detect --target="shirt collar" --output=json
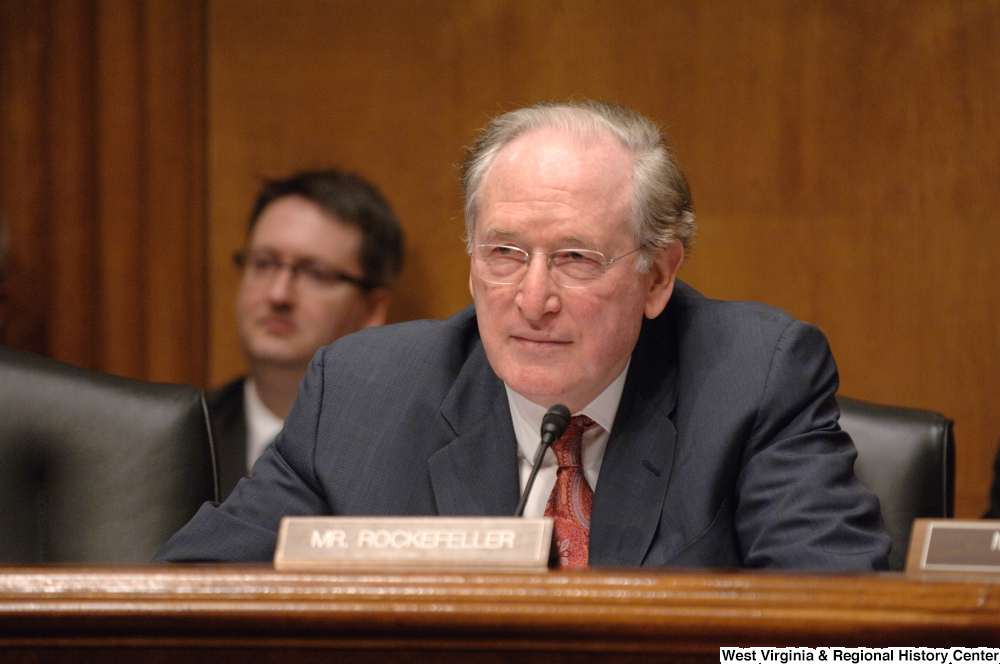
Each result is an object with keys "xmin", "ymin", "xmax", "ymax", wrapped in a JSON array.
[
  {"xmin": 505, "ymin": 358, "xmax": 629, "ymax": 459},
  {"xmin": 243, "ymin": 378, "xmax": 285, "ymax": 473}
]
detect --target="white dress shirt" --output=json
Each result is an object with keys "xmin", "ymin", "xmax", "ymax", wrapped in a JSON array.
[
  {"xmin": 506, "ymin": 360, "xmax": 630, "ymax": 518},
  {"xmin": 243, "ymin": 379, "xmax": 284, "ymax": 475}
]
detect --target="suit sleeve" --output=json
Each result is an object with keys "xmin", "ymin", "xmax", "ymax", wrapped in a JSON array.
[
  {"xmin": 154, "ymin": 352, "xmax": 332, "ymax": 562},
  {"xmin": 734, "ymin": 320, "xmax": 891, "ymax": 570}
]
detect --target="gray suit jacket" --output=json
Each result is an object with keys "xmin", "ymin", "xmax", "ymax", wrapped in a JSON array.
[{"xmin": 156, "ymin": 281, "xmax": 890, "ymax": 569}]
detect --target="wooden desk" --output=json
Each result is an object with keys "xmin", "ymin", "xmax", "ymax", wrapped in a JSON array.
[{"xmin": 2, "ymin": 566, "xmax": 1000, "ymax": 662}]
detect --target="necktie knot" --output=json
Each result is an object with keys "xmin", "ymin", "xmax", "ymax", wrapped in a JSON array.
[{"xmin": 550, "ymin": 415, "xmax": 598, "ymax": 468}]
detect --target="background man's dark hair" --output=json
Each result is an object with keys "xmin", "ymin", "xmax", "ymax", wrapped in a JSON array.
[{"xmin": 249, "ymin": 170, "xmax": 404, "ymax": 289}]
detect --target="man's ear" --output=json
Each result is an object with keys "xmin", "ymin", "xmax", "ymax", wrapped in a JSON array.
[
  {"xmin": 644, "ymin": 240, "xmax": 684, "ymax": 319},
  {"xmin": 362, "ymin": 287, "xmax": 392, "ymax": 328}
]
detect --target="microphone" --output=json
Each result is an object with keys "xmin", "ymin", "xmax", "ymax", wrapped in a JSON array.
[{"xmin": 515, "ymin": 404, "xmax": 571, "ymax": 516}]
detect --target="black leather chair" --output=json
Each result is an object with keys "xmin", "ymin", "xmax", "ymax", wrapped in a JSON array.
[
  {"xmin": 838, "ymin": 396, "xmax": 955, "ymax": 571},
  {"xmin": 0, "ymin": 346, "xmax": 218, "ymax": 563}
]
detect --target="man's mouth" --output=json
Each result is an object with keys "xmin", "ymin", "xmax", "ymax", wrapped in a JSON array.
[
  {"xmin": 260, "ymin": 315, "xmax": 296, "ymax": 335},
  {"xmin": 511, "ymin": 335, "xmax": 569, "ymax": 349}
]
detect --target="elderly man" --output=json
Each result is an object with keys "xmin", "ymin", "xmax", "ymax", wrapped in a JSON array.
[
  {"xmin": 214, "ymin": 170, "xmax": 404, "ymax": 499},
  {"xmin": 158, "ymin": 101, "xmax": 889, "ymax": 569}
]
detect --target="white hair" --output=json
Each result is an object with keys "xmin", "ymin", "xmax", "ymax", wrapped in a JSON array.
[{"xmin": 462, "ymin": 100, "xmax": 696, "ymax": 271}]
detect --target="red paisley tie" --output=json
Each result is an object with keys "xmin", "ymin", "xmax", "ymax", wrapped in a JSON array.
[{"xmin": 544, "ymin": 415, "xmax": 599, "ymax": 568}]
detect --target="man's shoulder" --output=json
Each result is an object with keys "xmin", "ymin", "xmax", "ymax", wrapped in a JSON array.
[
  {"xmin": 209, "ymin": 376, "xmax": 246, "ymax": 412},
  {"xmin": 656, "ymin": 280, "xmax": 827, "ymax": 377},
  {"xmin": 669, "ymin": 280, "xmax": 797, "ymax": 332},
  {"xmin": 318, "ymin": 304, "xmax": 481, "ymax": 375},
  {"xmin": 292, "ymin": 303, "xmax": 496, "ymax": 434}
]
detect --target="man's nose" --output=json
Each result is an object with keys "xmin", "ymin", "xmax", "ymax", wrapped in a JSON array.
[
  {"xmin": 515, "ymin": 255, "xmax": 560, "ymax": 319},
  {"xmin": 266, "ymin": 264, "xmax": 297, "ymax": 303}
]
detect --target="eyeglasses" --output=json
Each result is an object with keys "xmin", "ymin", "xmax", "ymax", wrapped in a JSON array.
[
  {"xmin": 469, "ymin": 244, "xmax": 642, "ymax": 288},
  {"xmin": 234, "ymin": 250, "xmax": 374, "ymax": 291}
]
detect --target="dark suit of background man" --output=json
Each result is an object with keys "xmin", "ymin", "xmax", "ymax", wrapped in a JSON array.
[
  {"xmin": 159, "ymin": 101, "xmax": 890, "ymax": 569},
  {"xmin": 213, "ymin": 171, "xmax": 404, "ymax": 499}
]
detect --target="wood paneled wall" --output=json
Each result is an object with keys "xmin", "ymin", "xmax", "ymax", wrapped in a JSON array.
[
  {"xmin": 2, "ymin": 1, "xmax": 998, "ymax": 518},
  {"xmin": 0, "ymin": 0, "xmax": 206, "ymax": 384}
]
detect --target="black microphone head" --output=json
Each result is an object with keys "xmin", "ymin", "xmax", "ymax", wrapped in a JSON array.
[{"xmin": 540, "ymin": 404, "xmax": 571, "ymax": 445}]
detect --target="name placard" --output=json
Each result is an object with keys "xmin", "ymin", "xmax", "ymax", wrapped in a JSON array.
[
  {"xmin": 273, "ymin": 516, "xmax": 553, "ymax": 571},
  {"xmin": 906, "ymin": 518, "xmax": 1000, "ymax": 573}
]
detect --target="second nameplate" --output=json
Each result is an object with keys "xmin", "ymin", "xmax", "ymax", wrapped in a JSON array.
[
  {"xmin": 274, "ymin": 516, "xmax": 554, "ymax": 571},
  {"xmin": 906, "ymin": 518, "xmax": 1000, "ymax": 573}
]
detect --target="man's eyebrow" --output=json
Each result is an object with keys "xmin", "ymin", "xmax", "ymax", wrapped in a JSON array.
[
  {"xmin": 478, "ymin": 228, "xmax": 602, "ymax": 251},
  {"xmin": 480, "ymin": 227, "xmax": 518, "ymax": 242},
  {"xmin": 556, "ymin": 235, "xmax": 601, "ymax": 251},
  {"xmin": 248, "ymin": 246, "xmax": 335, "ymax": 264}
]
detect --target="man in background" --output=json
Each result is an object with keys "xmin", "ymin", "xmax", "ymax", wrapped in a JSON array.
[{"xmin": 214, "ymin": 170, "xmax": 404, "ymax": 499}]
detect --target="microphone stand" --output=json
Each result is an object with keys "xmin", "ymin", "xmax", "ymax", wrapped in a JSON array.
[{"xmin": 514, "ymin": 404, "xmax": 571, "ymax": 517}]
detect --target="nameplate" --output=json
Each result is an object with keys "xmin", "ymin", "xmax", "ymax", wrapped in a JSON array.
[
  {"xmin": 906, "ymin": 519, "xmax": 1000, "ymax": 573},
  {"xmin": 273, "ymin": 516, "xmax": 553, "ymax": 571}
]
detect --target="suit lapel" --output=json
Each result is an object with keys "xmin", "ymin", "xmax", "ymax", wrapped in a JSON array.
[
  {"xmin": 590, "ymin": 311, "xmax": 679, "ymax": 566},
  {"xmin": 429, "ymin": 330, "xmax": 521, "ymax": 517},
  {"xmin": 423, "ymin": 302, "xmax": 682, "ymax": 559}
]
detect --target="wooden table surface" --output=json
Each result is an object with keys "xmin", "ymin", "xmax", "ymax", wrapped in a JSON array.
[{"xmin": 2, "ymin": 565, "xmax": 1000, "ymax": 662}]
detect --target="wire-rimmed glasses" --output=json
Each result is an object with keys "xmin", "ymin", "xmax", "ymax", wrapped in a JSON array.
[
  {"xmin": 469, "ymin": 244, "xmax": 641, "ymax": 288},
  {"xmin": 234, "ymin": 250, "xmax": 374, "ymax": 291}
]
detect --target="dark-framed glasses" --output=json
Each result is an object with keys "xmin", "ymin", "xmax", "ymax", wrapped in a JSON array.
[
  {"xmin": 234, "ymin": 250, "xmax": 374, "ymax": 291},
  {"xmin": 469, "ymin": 244, "xmax": 641, "ymax": 288}
]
